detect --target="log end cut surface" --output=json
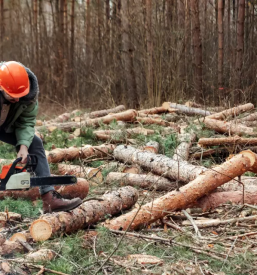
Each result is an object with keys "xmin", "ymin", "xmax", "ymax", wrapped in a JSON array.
[{"xmin": 30, "ymin": 220, "xmax": 53, "ymax": 241}]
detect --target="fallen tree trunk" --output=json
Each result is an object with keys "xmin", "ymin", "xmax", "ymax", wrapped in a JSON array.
[
  {"xmin": 173, "ymin": 133, "xmax": 196, "ymax": 161},
  {"xmin": 104, "ymin": 150, "xmax": 257, "ymax": 230},
  {"xmin": 198, "ymin": 136, "xmax": 257, "ymax": 147},
  {"xmin": 207, "ymin": 103, "xmax": 254, "ymax": 120},
  {"xmin": 85, "ymin": 109, "xmax": 137, "ymax": 127},
  {"xmin": 136, "ymin": 117, "xmax": 180, "ymax": 132},
  {"xmin": 203, "ymin": 118, "xmax": 254, "ymax": 136},
  {"xmin": 114, "ymin": 145, "xmax": 207, "ymax": 182},
  {"xmin": 236, "ymin": 112, "xmax": 257, "ymax": 123},
  {"xmin": 138, "ymin": 106, "xmax": 175, "ymax": 115},
  {"xmin": 0, "ymin": 178, "xmax": 89, "ymax": 200},
  {"xmin": 57, "ymin": 164, "xmax": 103, "ymax": 184},
  {"xmin": 46, "ymin": 144, "xmax": 115, "ymax": 163},
  {"xmin": 162, "ymin": 102, "xmax": 211, "ymax": 116},
  {"xmin": 89, "ymin": 105, "xmax": 126, "ymax": 118},
  {"xmin": 195, "ymin": 190, "xmax": 257, "ymax": 211},
  {"xmin": 143, "ymin": 141, "xmax": 160, "ymax": 154},
  {"xmin": 106, "ymin": 172, "xmax": 179, "ymax": 191},
  {"xmin": 29, "ymin": 186, "xmax": 138, "ymax": 241},
  {"xmin": 94, "ymin": 127, "xmax": 155, "ymax": 137}
]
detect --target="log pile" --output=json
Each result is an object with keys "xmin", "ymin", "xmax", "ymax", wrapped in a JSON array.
[{"xmin": 3, "ymin": 101, "xmax": 257, "ymax": 272}]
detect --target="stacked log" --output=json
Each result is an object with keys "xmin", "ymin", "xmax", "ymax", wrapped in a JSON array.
[
  {"xmin": 104, "ymin": 150, "xmax": 257, "ymax": 230},
  {"xmin": 89, "ymin": 105, "xmax": 126, "ymax": 118}
]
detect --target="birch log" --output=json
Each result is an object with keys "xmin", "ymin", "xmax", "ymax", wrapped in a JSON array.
[
  {"xmin": 0, "ymin": 178, "xmax": 89, "ymax": 200},
  {"xmin": 104, "ymin": 150, "xmax": 257, "ymax": 230},
  {"xmin": 162, "ymin": 102, "xmax": 211, "ymax": 116},
  {"xmin": 106, "ymin": 172, "xmax": 179, "ymax": 191},
  {"xmin": 143, "ymin": 141, "xmax": 160, "ymax": 153},
  {"xmin": 203, "ymin": 118, "xmax": 254, "ymax": 136},
  {"xmin": 89, "ymin": 105, "xmax": 126, "ymax": 118},
  {"xmin": 30, "ymin": 186, "xmax": 138, "ymax": 241},
  {"xmin": 173, "ymin": 133, "xmax": 196, "ymax": 161},
  {"xmin": 114, "ymin": 145, "xmax": 207, "ymax": 182},
  {"xmin": 198, "ymin": 136, "xmax": 257, "ymax": 147},
  {"xmin": 207, "ymin": 103, "xmax": 254, "ymax": 120}
]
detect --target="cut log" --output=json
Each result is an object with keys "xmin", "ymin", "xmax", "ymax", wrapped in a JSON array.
[
  {"xmin": 136, "ymin": 117, "xmax": 180, "ymax": 132},
  {"xmin": 203, "ymin": 117, "xmax": 254, "ymax": 136},
  {"xmin": 173, "ymin": 133, "xmax": 196, "ymax": 161},
  {"xmin": 138, "ymin": 106, "xmax": 175, "ymax": 115},
  {"xmin": 46, "ymin": 144, "xmax": 115, "ymax": 163},
  {"xmin": 207, "ymin": 103, "xmax": 254, "ymax": 120},
  {"xmin": 106, "ymin": 172, "xmax": 179, "ymax": 191},
  {"xmin": 0, "ymin": 234, "xmax": 5, "ymax": 246},
  {"xmin": 143, "ymin": 141, "xmax": 160, "ymax": 154},
  {"xmin": 26, "ymin": 249, "xmax": 55, "ymax": 262},
  {"xmin": 218, "ymin": 176, "xmax": 257, "ymax": 192},
  {"xmin": 114, "ymin": 145, "xmax": 207, "ymax": 182},
  {"xmin": 236, "ymin": 112, "xmax": 257, "ymax": 123},
  {"xmin": 195, "ymin": 190, "xmax": 257, "ymax": 211},
  {"xmin": 0, "ymin": 178, "xmax": 89, "ymax": 200},
  {"xmin": 191, "ymin": 148, "xmax": 226, "ymax": 159},
  {"xmin": 184, "ymin": 101, "xmax": 203, "ymax": 108},
  {"xmin": 198, "ymin": 136, "xmax": 257, "ymax": 147},
  {"xmin": 104, "ymin": 150, "xmax": 257, "ymax": 230},
  {"xmin": 0, "ymin": 240, "xmax": 23, "ymax": 255},
  {"xmin": 29, "ymin": 186, "xmax": 138, "ymax": 241},
  {"xmin": 85, "ymin": 109, "xmax": 137, "ymax": 127},
  {"xmin": 0, "ymin": 212, "xmax": 22, "ymax": 228},
  {"xmin": 162, "ymin": 102, "xmax": 211, "ymax": 116},
  {"xmin": 89, "ymin": 105, "xmax": 126, "ymax": 118},
  {"xmin": 94, "ymin": 127, "xmax": 155, "ymax": 137},
  {"xmin": 58, "ymin": 164, "xmax": 103, "ymax": 184}
]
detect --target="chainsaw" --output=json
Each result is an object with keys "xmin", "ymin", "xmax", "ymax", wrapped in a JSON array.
[{"xmin": 0, "ymin": 155, "xmax": 77, "ymax": 191}]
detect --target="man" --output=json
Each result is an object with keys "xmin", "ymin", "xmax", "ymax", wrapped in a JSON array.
[{"xmin": 0, "ymin": 61, "xmax": 82, "ymax": 213}]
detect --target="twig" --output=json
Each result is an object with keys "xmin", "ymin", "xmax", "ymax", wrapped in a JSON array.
[
  {"xmin": 182, "ymin": 210, "xmax": 202, "ymax": 238},
  {"xmin": 36, "ymin": 266, "xmax": 45, "ymax": 275},
  {"xmin": 220, "ymin": 237, "xmax": 238, "ymax": 271}
]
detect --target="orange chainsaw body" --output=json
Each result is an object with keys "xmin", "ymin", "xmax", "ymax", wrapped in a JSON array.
[{"xmin": 0, "ymin": 164, "xmax": 25, "ymax": 179}]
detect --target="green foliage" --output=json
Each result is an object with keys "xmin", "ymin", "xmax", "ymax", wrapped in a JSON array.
[
  {"xmin": 0, "ymin": 141, "xmax": 16, "ymax": 159},
  {"xmin": 88, "ymin": 160, "xmax": 105, "ymax": 168},
  {"xmin": 0, "ymin": 198, "xmax": 42, "ymax": 218}
]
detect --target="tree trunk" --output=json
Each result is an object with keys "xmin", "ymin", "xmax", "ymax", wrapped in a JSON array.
[
  {"xmin": 0, "ymin": 178, "xmax": 89, "ymax": 200},
  {"xmin": 173, "ymin": 133, "xmax": 196, "ymax": 161},
  {"xmin": 190, "ymin": 0, "xmax": 203, "ymax": 98},
  {"xmin": 236, "ymin": 112, "xmax": 257, "ymax": 123},
  {"xmin": 106, "ymin": 172, "xmax": 178, "ymax": 191},
  {"xmin": 104, "ymin": 150, "xmax": 257, "ymax": 230},
  {"xmin": 198, "ymin": 136, "xmax": 257, "ymax": 147},
  {"xmin": 0, "ymin": 0, "xmax": 4, "ymax": 59},
  {"xmin": 114, "ymin": 145, "xmax": 207, "ymax": 182},
  {"xmin": 29, "ymin": 186, "xmax": 138, "ymax": 241},
  {"xmin": 162, "ymin": 102, "xmax": 211, "ymax": 116},
  {"xmin": 121, "ymin": 0, "xmax": 138, "ymax": 108},
  {"xmin": 136, "ymin": 117, "xmax": 180, "ymax": 131},
  {"xmin": 57, "ymin": 164, "xmax": 103, "ymax": 184},
  {"xmin": 218, "ymin": 0, "xmax": 224, "ymax": 89},
  {"xmin": 46, "ymin": 144, "xmax": 116, "ymax": 163},
  {"xmin": 235, "ymin": 0, "xmax": 245, "ymax": 90},
  {"xmin": 89, "ymin": 105, "xmax": 125, "ymax": 118},
  {"xmin": 203, "ymin": 117, "xmax": 254, "ymax": 136},
  {"xmin": 207, "ymin": 103, "xmax": 254, "ymax": 120}
]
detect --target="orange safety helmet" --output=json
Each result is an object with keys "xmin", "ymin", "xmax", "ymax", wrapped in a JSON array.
[{"xmin": 0, "ymin": 61, "xmax": 30, "ymax": 98}]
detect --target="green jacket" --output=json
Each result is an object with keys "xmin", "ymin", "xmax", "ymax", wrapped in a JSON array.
[{"xmin": 1, "ymin": 63, "xmax": 39, "ymax": 148}]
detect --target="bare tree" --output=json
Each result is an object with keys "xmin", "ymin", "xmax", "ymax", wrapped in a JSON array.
[{"xmin": 218, "ymin": 0, "xmax": 224, "ymax": 90}]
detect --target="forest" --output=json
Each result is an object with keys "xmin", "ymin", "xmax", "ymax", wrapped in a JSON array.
[{"xmin": 1, "ymin": 1, "xmax": 257, "ymax": 275}]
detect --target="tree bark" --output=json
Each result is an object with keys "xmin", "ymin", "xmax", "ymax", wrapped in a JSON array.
[
  {"xmin": 162, "ymin": 102, "xmax": 211, "ymax": 116},
  {"xmin": 236, "ymin": 112, "xmax": 257, "ymax": 123},
  {"xmin": 0, "ymin": 178, "xmax": 89, "ymax": 200},
  {"xmin": 30, "ymin": 186, "xmax": 138, "ymax": 241},
  {"xmin": 218, "ymin": 0, "xmax": 224, "ymax": 89},
  {"xmin": 106, "ymin": 172, "xmax": 178, "ymax": 191},
  {"xmin": 198, "ymin": 136, "xmax": 257, "ymax": 147},
  {"xmin": 104, "ymin": 150, "xmax": 257, "ymax": 230},
  {"xmin": 203, "ymin": 117, "xmax": 254, "ymax": 136},
  {"xmin": 173, "ymin": 133, "xmax": 196, "ymax": 161},
  {"xmin": 57, "ymin": 164, "xmax": 103, "ymax": 184},
  {"xmin": 190, "ymin": 0, "xmax": 203, "ymax": 97},
  {"xmin": 121, "ymin": 0, "xmax": 138, "ymax": 108},
  {"xmin": 94, "ymin": 127, "xmax": 155, "ymax": 137},
  {"xmin": 235, "ymin": 0, "xmax": 245, "ymax": 89},
  {"xmin": 89, "ymin": 105, "xmax": 125, "ymax": 118},
  {"xmin": 45, "ymin": 144, "xmax": 116, "ymax": 163},
  {"xmin": 0, "ymin": 240, "xmax": 23, "ymax": 256},
  {"xmin": 138, "ymin": 106, "xmax": 173, "ymax": 115},
  {"xmin": 136, "ymin": 117, "xmax": 180, "ymax": 131},
  {"xmin": 143, "ymin": 141, "xmax": 160, "ymax": 154},
  {"xmin": 207, "ymin": 103, "xmax": 254, "ymax": 120},
  {"xmin": 114, "ymin": 145, "xmax": 207, "ymax": 182}
]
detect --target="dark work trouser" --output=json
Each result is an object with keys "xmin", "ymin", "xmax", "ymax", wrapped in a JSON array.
[{"xmin": 0, "ymin": 130, "xmax": 55, "ymax": 195}]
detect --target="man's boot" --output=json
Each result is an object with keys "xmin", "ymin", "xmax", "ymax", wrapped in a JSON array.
[{"xmin": 42, "ymin": 190, "xmax": 82, "ymax": 214}]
